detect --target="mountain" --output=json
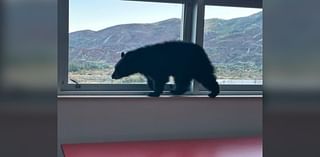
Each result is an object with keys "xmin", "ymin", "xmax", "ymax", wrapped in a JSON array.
[
  {"xmin": 69, "ymin": 12, "xmax": 262, "ymax": 69},
  {"xmin": 203, "ymin": 12, "xmax": 262, "ymax": 66}
]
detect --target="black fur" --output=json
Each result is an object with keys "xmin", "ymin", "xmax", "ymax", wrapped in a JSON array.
[{"xmin": 111, "ymin": 41, "xmax": 220, "ymax": 98}]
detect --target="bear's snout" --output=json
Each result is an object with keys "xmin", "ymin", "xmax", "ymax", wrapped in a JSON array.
[{"xmin": 111, "ymin": 73, "xmax": 120, "ymax": 79}]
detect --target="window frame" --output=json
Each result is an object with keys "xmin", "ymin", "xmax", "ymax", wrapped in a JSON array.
[{"xmin": 58, "ymin": 0, "xmax": 263, "ymax": 95}]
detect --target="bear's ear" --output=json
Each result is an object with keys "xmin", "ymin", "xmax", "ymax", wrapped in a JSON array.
[{"xmin": 121, "ymin": 52, "xmax": 125, "ymax": 58}]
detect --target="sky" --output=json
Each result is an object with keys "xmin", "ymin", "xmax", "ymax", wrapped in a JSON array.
[{"xmin": 69, "ymin": 0, "xmax": 262, "ymax": 32}]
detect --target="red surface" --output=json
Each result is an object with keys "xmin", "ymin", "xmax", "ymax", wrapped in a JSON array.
[{"xmin": 62, "ymin": 137, "xmax": 262, "ymax": 157}]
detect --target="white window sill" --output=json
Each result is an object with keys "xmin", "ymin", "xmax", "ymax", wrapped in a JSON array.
[{"xmin": 57, "ymin": 94, "xmax": 262, "ymax": 99}]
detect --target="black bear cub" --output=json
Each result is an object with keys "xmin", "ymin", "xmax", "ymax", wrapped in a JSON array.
[{"xmin": 111, "ymin": 41, "xmax": 220, "ymax": 98}]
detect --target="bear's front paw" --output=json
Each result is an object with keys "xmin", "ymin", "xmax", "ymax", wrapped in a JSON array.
[{"xmin": 148, "ymin": 92, "xmax": 161, "ymax": 97}]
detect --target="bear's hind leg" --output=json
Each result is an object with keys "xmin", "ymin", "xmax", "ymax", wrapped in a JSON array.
[
  {"xmin": 146, "ymin": 76, "xmax": 154, "ymax": 90},
  {"xmin": 195, "ymin": 74, "xmax": 220, "ymax": 98},
  {"xmin": 171, "ymin": 76, "xmax": 192, "ymax": 95},
  {"xmin": 148, "ymin": 77, "xmax": 169, "ymax": 97}
]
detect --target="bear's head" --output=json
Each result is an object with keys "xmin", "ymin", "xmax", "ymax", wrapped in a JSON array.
[{"xmin": 111, "ymin": 52, "xmax": 138, "ymax": 79}]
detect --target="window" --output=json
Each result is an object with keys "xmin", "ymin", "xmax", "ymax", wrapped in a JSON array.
[
  {"xmin": 68, "ymin": 0, "xmax": 182, "ymax": 84},
  {"xmin": 58, "ymin": 0, "xmax": 262, "ymax": 95},
  {"xmin": 204, "ymin": 6, "xmax": 262, "ymax": 85}
]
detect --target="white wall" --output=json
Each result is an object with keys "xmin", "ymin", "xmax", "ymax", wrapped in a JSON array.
[{"xmin": 58, "ymin": 97, "xmax": 262, "ymax": 157}]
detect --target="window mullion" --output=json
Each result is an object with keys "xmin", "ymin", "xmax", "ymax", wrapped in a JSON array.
[
  {"xmin": 58, "ymin": 0, "xmax": 70, "ymax": 91},
  {"xmin": 188, "ymin": 0, "xmax": 205, "ymax": 94}
]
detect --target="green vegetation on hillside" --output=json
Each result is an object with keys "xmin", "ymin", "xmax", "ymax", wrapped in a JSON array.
[
  {"xmin": 69, "ymin": 61, "xmax": 110, "ymax": 72},
  {"xmin": 69, "ymin": 64, "xmax": 262, "ymax": 84}
]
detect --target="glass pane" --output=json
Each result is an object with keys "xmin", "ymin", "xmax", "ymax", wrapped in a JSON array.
[
  {"xmin": 204, "ymin": 6, "xmax": 262, "ymax": 85},
  {"xmin": 68, "ymin": 0, "xmax": 182, "ymax": 84}
]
